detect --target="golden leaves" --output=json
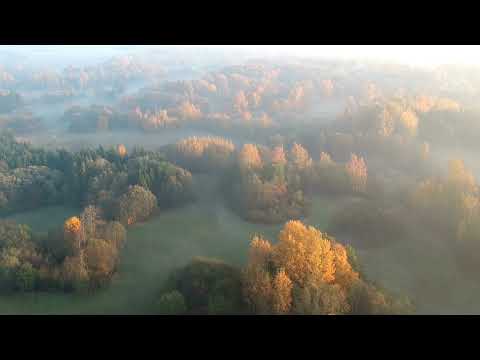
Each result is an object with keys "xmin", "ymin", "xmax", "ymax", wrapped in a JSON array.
[
  {"xmin": 243, "ymin": 220, "xmax": 360, "ymax": 314},
  {"xmin": 346, "ymin": 154, "xmax": 367, "ymax": 193},
  {"xmin": 239, "ymin": 144, "xmax": 263, "ymax": 170},
  {"xmin": 64, "ymin": 216, "xmax": 81, "ymax": 234},
  {"xmin": 272, "ymin": 269, "xmax": 293, "ymax": 314},
  {"xmin": 117, "ymin": 144, "xmax": 127, "ymax": 158}
]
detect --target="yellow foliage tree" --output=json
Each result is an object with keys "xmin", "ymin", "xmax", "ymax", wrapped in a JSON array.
[
  {"xmin": 64, "ymin": 216, "xmax": 81, "ymax": 234},
  {"xmin": 239, "ymin": 144, "xmax": 263, "ymax": 170},
  {"xmin": 346, "ymin": 154, "xmax": 367, "ymax": 193},
  {"xmin": 249, "ymin": 235, "xmax": 273, "ymax": 266},
  {"xmin": 117, "ymin": 144, "xmax": 127, "ymax": 158},
  {"xmin": 399, "ymin": 110, "xmax": 419, "ymax": 137},
  {"xmin": 271, "ymin": 146, "xmax": 287, "ymax": 166},
  {"xmin": 275, "ymin": 220, "xmax": 336, "ymax": 285},
  {"xmin": 243, "ymin": 220, "xmax": 361, "ymax": 315},
  {"xmin": 448, "ymin": 159, "xmax": 476, "ymax": 193},
  {"xmin": 272, "ymin": 269, "xmax": 293, "ymax": 314},
  {"xmin": 290, "ymin": 143, "xmax": 312, "ymax": 170}
]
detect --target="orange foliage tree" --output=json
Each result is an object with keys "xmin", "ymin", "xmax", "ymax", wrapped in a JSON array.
[
  {"xmin": 242, "ymin": 220, "xmax": 359, "ymax": 315},
  {"xmin": 289, "ymin": 143, "xmax": 312, "ymax": 170},
  {"xmin": 239, "ymin": 144, "xmax": 263, "ymax": 170},
  {"xmin": 64, "ymin": 216, "xmax": 81, "ymax": 234},
  {"xmin": 346, "ymin": 154, "xmax": 367, "ymax": 193}
]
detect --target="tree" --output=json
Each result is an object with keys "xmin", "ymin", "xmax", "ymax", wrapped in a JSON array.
[
  {"xmin": 63, "ymin": 216, "xmax": 84, "ymax": 254},
  {"xmin": 272, "ymin": 269, "xmax": 293, "ymax": 314},
  {"xmin": 241, "ymin": 220, "xmax": 390, "ymax": 315},
  {"xmin": 346, "ymin": 154, "xmax": 367, "ymax": 193},
  {"xmin": 249, "ymin": 235, "xmax": 273, "ymax": 266},
  {"xmin": 233, "ymin": 91, "xmax": 249, "ymax": 113},
  {"xmin": 64, "ymin": 216, "xmax": 81, "ymax": 234},
  {"xmin": 274, "ymin": 220, "xmax": 336, "ymax": 286},
  {"xmin": 117, "ymin": 144, "xmax": 127, "ymax": 158},
  {"xmin": 448, "ymin": 159, "xmax": 476, "ymax": 193},
  {"xmin": 167, "ymin": 257, "xmax": 245, "ymax": 314},
  {"xmin": 14, "ymin": 262, "xmax": 37, "ymax": 292},
  {"xmin": 239, "ymin": 144, "xmax": 263, "ymax": 170},
  {"xmin": 102, "ymin": 221, "xmax": 127, "ymax": 250},
  {"xmin": 289, "ymin": 143, "xmax": 312, "ymax": 170},
  {"xmin": 321, "ymin": 79, "xmax": 334, "ymax": 97},
  {"xmin": 376, "ymin": 108, "xmax": 395, "ymax": 137},
  {"xmin": 84, "ymin": 238, "xmax": 118, "ymax": 285},
  {"xmin": 399, "ymin": 110, "xmax": 419, "ymax": 137},
  {"xmin": 177, "ymin": 101, "xmax": 202, "ymax": 120},
  {"xmin": 242, "ymin": 264, "xmax": 274, "ymax": 314},
  {"xmin": 80, "ymin": 206, "xmax": 97, "ymax": 240},
  {"xmin": 271, "ymin": 146, "xmax": 287, "ymax": 166},
  {"xmin": 116, "ymin": 185, "xmax": 157, "ymax": 226},
  {"xmin": 61, "ymin": 255, "xmax": 89, "ymax": 291},
  {"xmin": 434, "ymin": 98, "xmax": 460, "ymax": 112},
  {"xmin": 156, "ymin": 290, "xmax": 187, "ymax": 314},
  {"xmin": 421, "ymin": 142, "xmax": 430, "ymax": 161},
  {"xmin": 292, "ymin": 281, "xmax": 350, "ymax": 315}
]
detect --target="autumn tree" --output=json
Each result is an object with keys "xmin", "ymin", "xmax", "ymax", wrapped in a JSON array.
[
  {"xmin": 434, "ymin": 98, "xmax": 461, "ymax": 112},
  {"xmin": 84, "ymin": 238, "xmax": 118, "ymax": 287},
  {"xmin": 243, "ymin": 221, "xmax": 360, "ymax": 314},
  {"xmin": 117, "ymin": 144, "xmax": 127, "ymax": 158},
  {"xmin": 233, "ymin": 91, "xmax": 249, "ymax": 113},
  {"xmin": 399, "ymin": 110, "xmax": 419, "ymax": 137},
  {"xmin": 289, "ymin": 143, "xmax": 312, "ymax": 171},
  {"xmin": 173, "ymin": 136, "xmax": 235, "ymax": 172},
  {"xmin": 102, "ymin": 221, "xmax": 127, "ymax": 250},
  {"xmin": 61, "ymin": 255, "xmax": 89, "ymax": 291},
  {"xmin": 156, "ymin": 290, "xmax": 187, "ymax": 314},
  {"xmin": 239, "ymin": 144, "xmax": 263, "ymax": 170},
  {"xmin": 321, "ymin": 79, "xmax": 334, "ymax": 97},
  {"xmin": 448, "ymin": 159, "xmax": 476, "ymax": 193},
  {"xmin": 177, "ymin": 101, "xmax": 202, "ymax": 120},
  {"xmin": 116, "ymin": 185, "xmax": 157, "ymax": 226},
  {"xmin": 271, "ymin": 269, "xmax": 293, "ymax": 314},
  {"xmin": 80, "ymin": 206, "xmax": 98, "ymax": 241},
  {"xmin": 292, "ymin": 281, "xmax": 350, "ymax": 315},
  {"xmin": 242, "ymin": 220, "xmax": 408, "ymax": 315},
  {"xmin": 346, "ymin": 154, "xmax": 367, "ymax": 193},
  {"xmin": 271, "ymin": 146, "xmax": 287, "ymax": 166},
  {"xmin": 63, "ymin": 216, "xmax": 84, "ymax": 254}
]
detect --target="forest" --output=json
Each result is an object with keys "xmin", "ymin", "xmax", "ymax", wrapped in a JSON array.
[{"xmin": 0, "ymin": 45, "xmax": 480, "ymax": 314}]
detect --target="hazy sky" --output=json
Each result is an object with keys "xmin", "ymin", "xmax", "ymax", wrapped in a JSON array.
[
  {"xmin": 185, "ymin": 45, "xmax": 480, "ymax": 67},
  {"xmin": 1, "ymin": 45, "xmax": 479, "ymax": 68}
]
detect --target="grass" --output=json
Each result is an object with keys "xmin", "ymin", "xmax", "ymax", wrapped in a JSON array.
[
  {"xmin": 0, "ymin": 176, "xmax": 337, "ymax": 314},
  {"xmin": 9, "ymin": 177, "xmax": 480, "ymax": 314},
  {"xmin": 5, "ymin": 206, "xmax": 80, "ymax": 234},
  {"xmin": 4, "ymin": 177, "xmax": 477, "ymax": 314}
]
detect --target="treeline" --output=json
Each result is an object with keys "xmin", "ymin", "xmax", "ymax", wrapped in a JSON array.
[
  {"xmin": 155, "ymin": 221, "xmax": 413, "ymax": 315},
  {"xmin": 0, "ymin": 132, "xmax": 199, "ymax": 294},
  {"xmin": 0, "ymin": 54, "xmax": 165, "ymax": 93},
  {"xmin": 163, "ymin": 136, "xmax": 370, "ymax": 224},
  {"xmin": 0, "ymin": 205, "xmax": 127, "ymax": 293},
  {"xmin": 0, "ymin": 131, "xmax": 194, "ymax": 219},
  {"xmin": 0, "ymin": 91, "xmax": 24, "ymax": 114},
  {"xmin": 409, "ymin": 158, "xmax": 480, "ymax": 273}
]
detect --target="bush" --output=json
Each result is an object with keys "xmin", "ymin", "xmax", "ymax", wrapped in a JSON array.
[
  {"xmin": 156, "ymin": 290, "xmax": 187, "ymax": 315},
  {"xmin": 14, "ymin": 263, "xmax": 37, "ymax": 292}
]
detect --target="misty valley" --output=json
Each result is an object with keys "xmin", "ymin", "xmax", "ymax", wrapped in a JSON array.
[{"xmin": 0, "ymin": 45, "xmax": 480, "ymax": 314}]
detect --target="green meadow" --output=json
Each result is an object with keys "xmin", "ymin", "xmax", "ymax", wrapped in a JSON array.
[{"xmin": 0, "ymin": 176, "xmax": 335, "ymax": 314}]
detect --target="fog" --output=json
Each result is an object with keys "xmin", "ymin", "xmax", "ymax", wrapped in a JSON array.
[{"xmin": 0, "ymin": 45, "xmax": 480, "ymax": 315}]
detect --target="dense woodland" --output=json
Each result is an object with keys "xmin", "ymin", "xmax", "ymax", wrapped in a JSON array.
[{"xmin": 1, "ymin": 46, "xmax": 480, "ymax": 314}]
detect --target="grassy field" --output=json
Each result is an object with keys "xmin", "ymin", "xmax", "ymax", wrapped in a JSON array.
[
  {"xmin": 5, "ymin": 206, "xmax": 80, "ymax": 234},
  {"xmin": 0, "ymin": 176, "xmax": 336, "ymax": 314},
  {"xmin": 2, "ymin": 176, "xmax": 480, "ymax": 314}
]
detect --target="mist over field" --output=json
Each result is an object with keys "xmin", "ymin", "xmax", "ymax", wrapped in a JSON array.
[{"xmin": 1, "ymin": 45, "xmax": 480, "ymax": 314}]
